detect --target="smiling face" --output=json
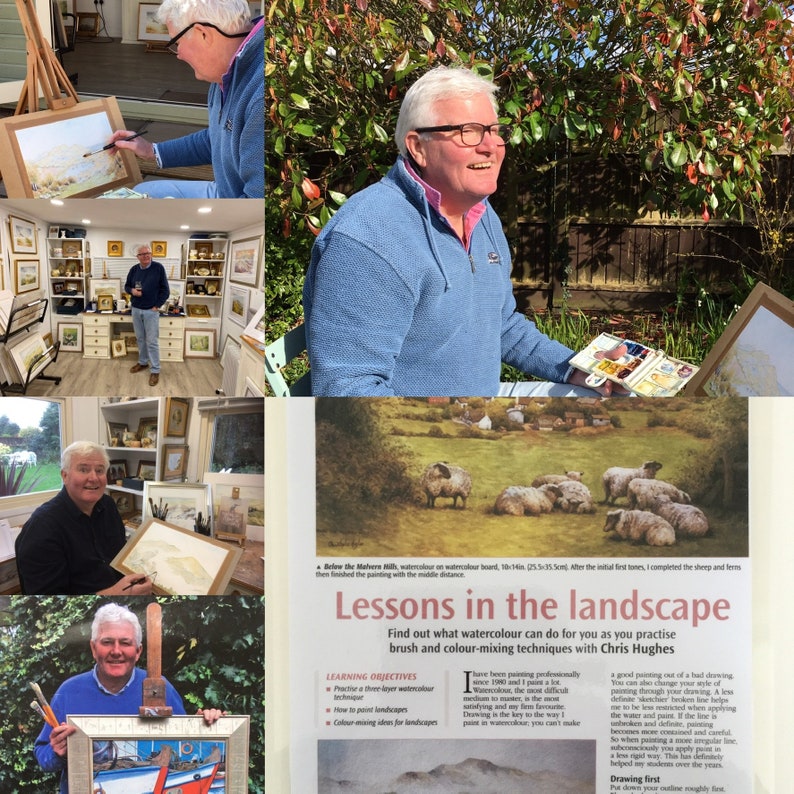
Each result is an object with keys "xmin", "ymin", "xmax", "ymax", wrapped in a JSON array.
[
  {"xmin": 405, "ymin": 93, "xmax": 505, "ymax": 220},
  {"xmin": 62, "ymin": 451, "xmax": 108, "ymax": 515},
  {"xmin": 90, "ymin": 620, "xmax": 142, "ymax": 692}
]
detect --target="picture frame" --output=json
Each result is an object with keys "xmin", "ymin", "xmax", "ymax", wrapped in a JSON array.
[
  {"xmin": 47, "ymin": 225, "xmax": 60, "ymax": 238},
  {"xmin": 184, "ymin": 328, "xmax": 216, "ymax": 358},
  {"xmin": 202, "ymin": 472, "xmax": 264, "ymax": 541},
  {"xmin": 142, "ymin": 481, "xmax": 211, "ymax": 532},
  {"xmin": 14, "ymin": 259, "xmax": 40, "ymax": 293},
  {"xmin": 107, "ymin": 240, "xmax": 123, "ymax": 257},
  {"xmin": 111, "ymin": 338, "xmax": 127, "ymax": 358},
  {"xmin": 227, "ymin": 286, "xmax": 249, "ymax": 327},
  {"xmin": 242, "ymin": 303, "xmax": 265, "ymax": 345},
  {"xmin": 57, "ymin": 322, "xmax": 82, "ymax": 352},
  {"xmin": 8, "ymin": 215, "xmax": 37, "ymax": 254},
  {"xmin": 215, "ymin": 493, "xmax": 249, "ymax": 542},
  {"xmin": 165, "ymin": 397, "xmax": 189, "ymax": 437},
  {"xmin": 0, "ymin": 98, "xmax": 142, "ymax": 199},
  {"xmin": 52, "ymin": 281, "xmax": 65, "ymax": 294},
  {"xmin": 123, "ymin": 333, "xmax": 138, "ymax": 353},
  {"xmin": 106, "ymin": 421, "xmax": 128, "ymax": 446},
  {"xmin": 688, "ymin": 282, "xmax": 794, "ymax": 396},
  {"xmin": 166, "ymin": 279, "xmax": 184, "ymax": 309},
  {"xmin": 61, "ymin": 240, "xmax": 82, "ymax": 257},
  {"xmin": 110, "ymin": 491, "xmax": 136, "ymax": 518},
  {"xmin": 137, "ymin": 2, "xmax": 170, "ymax": 42},
  {"xmin": 136, "ymin": 416, "xmax": 158, "ymax": 446},
  {"xmin": 110, "ymin": 517, "xmax": 243, "ymax": 595},
  {"xmin": 76, "ymin": 10, "xmax": 99, "ymax": 36},
  {"xmin": 151, "ymin": 240, "xmax": 167, "ymax": 257},
  {"xmin": 187, "ymin": 303, "xmax": 211, "ymax": 318},
  {"xmin": 97, "ymin": 294, "xmax": 114, "ymax": 312},
  {"xmin": 107, "ymin": 459, "xmax": 128, "ymax": 482},
  {"xmin": 67, "ymin": 715, "xmax": 250, "ymax": 794},
  {"xmin": 195, "ymin": 242, "xmax": 213, "ymax": 258},
  {"xmin": 162, "ymin": 444, "xmax": 188, "ymax": 480},
  {"xmin": 8, "ymin": 333, "xmax": 51, "ymax": 383},
  {"xmin": 89, "ymin": 278, "xmax": 121, "ymax": 302},
  {"xmin": 136, "ymin": 460, "xmax": 157, "ymax": 481},
  {"xmin": 229, "ymin": 235, "xmax": 262, "ymax": 287}
]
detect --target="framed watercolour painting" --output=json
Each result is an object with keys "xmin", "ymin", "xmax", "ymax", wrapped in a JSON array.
[
  {"xmin": 0, "ymin": 98, "xmax": 142, "ymax": 198},
  {"xmin": 184, "ymin": 328, "xmax": 216, "ymax": 358},
  {"xmin": 67, "ymin": 715, "xmax": 250, "ymax": 794},
  {"xmin": 142, "ymin": 481, "xmax": 211, "ymax": 532},
  {"xmin": 57, "ymin": 322, "xmax": 82, "ymax": 352},
  {"xmin": 7, "ymin": 215, "xmax": 37, "ymax": 254},
  {"xmin": 13, "ymin": 259, "xmax": 40, "ymax": 293},
  {"xmin": 227, "ymin": 286, "xmax": 249, "ymax": 327},
  {"xmin": 688, "ymin": 282, "xmax": 794, "ymax": 396},
  {"xmin": 137, "ymin": 2, "xmax": 170, "ymax": 41},
  {"xmin": 110, "ymin": 518, "xmax": 243, "ymax": 595},
  {"xmin": 229, "ymin": 235, "xmax": 262, "ymax": 286},
  {"xmin": 162, "ymin": 444, "xmax": 188, "ymax": 480},
  {"xmin": 165, "ymin": 397, "xmax": 189, "ymax": 437}
]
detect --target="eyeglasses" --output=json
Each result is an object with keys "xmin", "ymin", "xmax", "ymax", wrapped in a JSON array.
[
  {"xmin": 414, "ymin": 122, "xmax": 513, "ymax": 147},
  {"xmin": 166, "ymin": 21, "xmax": 248, "ymax": 54},
  {"xmin": 137, "ymin": 251, "xmax": 152, "ymax": 257}
]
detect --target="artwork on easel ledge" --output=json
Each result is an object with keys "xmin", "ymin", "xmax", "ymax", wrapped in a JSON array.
[{"xmin": 0, "ymin": 98, "xmax": 142, "ymax": 198}]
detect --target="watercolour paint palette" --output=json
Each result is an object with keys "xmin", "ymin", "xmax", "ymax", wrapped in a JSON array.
[{"xmin": 569, "ymin": 332, "xmax": 699, "ymax": 396}]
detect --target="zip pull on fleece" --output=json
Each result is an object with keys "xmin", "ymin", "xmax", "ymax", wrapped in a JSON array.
[{"xmin": 469, "ymin": 254, "xmax": 476, "ymax": 273}]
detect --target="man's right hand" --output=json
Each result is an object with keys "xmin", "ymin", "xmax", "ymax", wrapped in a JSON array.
[
  {"xmin": 50, "ymin": 723, "xmax": 76, "ymax": 757},
  {"xmin": 98, "ymin": 574, "xmax": 153, "ymax": 595}
]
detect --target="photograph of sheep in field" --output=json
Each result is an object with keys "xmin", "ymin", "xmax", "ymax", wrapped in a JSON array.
[{"xmin": 314, "ymin": 397, "xmax": 748, "ymax": 558}]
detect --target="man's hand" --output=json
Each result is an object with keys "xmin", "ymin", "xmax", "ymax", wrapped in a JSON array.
[
  {"xmin": 569, "ymin": 343, "xmax": 632, "ymax": 396},
  {"xmin": 197, "ymin": 708, "xmax": 227, "ymax": 725},
  {"xmin": 97, "ymin": 574, "xmax": 153, "ymax": 596},
  {"xmin": 49, "ymin": 723, "xmax": 76, "ymax": 758}
]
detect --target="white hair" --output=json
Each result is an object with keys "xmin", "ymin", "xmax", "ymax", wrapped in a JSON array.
[
  {"xmin": 91, "ymin": 603, "xmax": 143, "ymax": 647},
  {"xmin": 61, "ymin": 440, "xmax": 109, "ymax": 472},
  {"xmin": 395, "ymin": 66, "xmax": 500, "ymax": 157},
  {"xmin": 156, "ymin": 0, "xmax": 251, "ymax": 34}
]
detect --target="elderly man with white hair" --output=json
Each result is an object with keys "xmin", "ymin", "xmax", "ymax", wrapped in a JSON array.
[
  {"xmin": 108, "ymin": 0, "xmax": 264, "ymax": 198},
  {"xmin": 15, "ymin": 441, "xmax": 153, "ymax": 595}
]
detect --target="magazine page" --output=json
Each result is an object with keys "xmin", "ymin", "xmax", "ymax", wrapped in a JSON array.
[{"xmin": 283, "ymin": 396, "xmax": 758, "ymax": 793}]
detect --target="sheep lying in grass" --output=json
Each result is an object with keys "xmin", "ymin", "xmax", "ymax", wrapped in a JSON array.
[
  {"xmin": 603, "ymin": 509, "xmax": 676, "ymax": 546},
  {"xmin": 651, "ymin": 494, "xmax": 709, "ymax": 538},
  {"xmin": 494, "ymin": 484, "xmax": 561, "ymax": 516},
  {"xmin": 627, "ymin": 479, "xmax": 691, "ymax": 511},
  {"xmin": 419, "ymin": 462, "xmax": 472, "ymax": 509},
  {"xmin": 601, "ymin": 460, "xmax": 663, "ymax": 504},
  {"xmin": 555, "ymin": 480, "xmax": 596, "ymax": 514},
  {"xmin": 531, "ymin": 471, "xmax": 584, "ymax": 488}
]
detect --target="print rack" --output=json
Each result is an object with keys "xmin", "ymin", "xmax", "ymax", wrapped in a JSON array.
[{"xmin": 0, "ymin": 297, "xmax": 62, "ymax": 395}]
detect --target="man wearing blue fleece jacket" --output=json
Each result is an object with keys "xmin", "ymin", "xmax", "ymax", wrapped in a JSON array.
[
  {"xmin": 33, "ymin": 603, "xmax": 224, "ymax": 794},
  {"xmin": 304, "ymin": 67, "xmax": 625, "ymax": 397},
  {"xmin": 110, "ymin": 0, "xmax": 263, "ymax": 198}
]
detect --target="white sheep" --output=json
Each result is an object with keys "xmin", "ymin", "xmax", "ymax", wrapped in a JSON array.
[
  {"xmin": 419, "ymin": 462, "xmax": 472, "ymax": 509},
  {"xmin": 494, "ymin": 484, "xmax": 561, "ymax": 516},
  {"xmin": 651, "ymin": 494, "xmax": 709, "ymax": 538},
  {"xmin": 603, "ymin": 509, "xmax": 676, "ymax": 546},
  {"xmin": 601, "ymin": 460, "xmax": 663, "ymax": 504},
  {"xmin": 627, "ymin": 479, "xmax": 691, "ymax": 511},
  {"xmin": 531, "ymin": 471, "xmax": 584, "ymax": 488},
  {"xmin": 555, "ymin": 480, "xmax": 596, "ymax": 514}
]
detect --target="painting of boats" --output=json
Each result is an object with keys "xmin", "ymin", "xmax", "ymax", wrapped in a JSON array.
[{"xmin": 93, "ymin": 764, "xmax": 168, "ymax": 793}]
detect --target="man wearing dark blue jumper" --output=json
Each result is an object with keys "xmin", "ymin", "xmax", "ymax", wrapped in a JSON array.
[
  {"xmin": 34, "ymin": 603, "xmax": 224, "ymax": 794},
  {"xmin": 125, "ymin": 245, "xmax": 170, "ymax": 387}
]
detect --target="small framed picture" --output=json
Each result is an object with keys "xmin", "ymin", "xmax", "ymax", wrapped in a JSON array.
[
  {"xmin": 8, "ymin": 214, "xmax": 37, "ymax": 254},
  {"xmin": 195, "ymin": 242, "xmax": 213, "ymax": 258},
  {"xmin": 184, "ymin": 328, "xmax": 216, "ymax": 358},
  {"xmin": 162, "ymin": 444, "xmax": 188, "ymax": 480},
  {"xmin": 14, "ymin": 259, "xmax": 40, "ymax": 293},
  {"xmin": 107, "ymin": 459, "xmax": 128, "ymax": 482},
  {"xmin": 57, "ymin": 322, "xmax": 82, "ymax": 352},
  {"xmin": 106, "ymin": 421, "xmax": 127, "ymax": 446},
  {"xmin": 136, "ymin": 416, "xmax": 158, "ymax": 446},
  {"xmin": 110, "ymin": 491, "xmax": 135, "ymax": 518},
  {"xmin": 61, "ymin": 240, "xmax": 82, "ymax": 257},
  {"xmin": 111, "ymin": 338, "xmax": 127, "ymax": 358},
  {"xmin": 52, "ymin": 281, "xmax": 65, "ymax": 294},
  {"xmin": 227, "ymin": 285, "xmax": 249, "ymax": 327},
  {"xmin": 215, "ymin": 493, "xmax": 249, "ymax": 543},
  {"xmin": 97, "ymin": 294, "xmax": 114, "ymax": 312},
  {"xmin": 107, "ymin": 241, "xmax": 123, "ymax": 256},
  {"xmin": 136, "ymin": 460, "xmax": 157, "ymax": 481},
  {"xmin": 137, "ymin": 2, "xmax": 169, "ymax": 42},
  {"xmin": 187, "ymin": 303, "xmax": 211, "ymax": 318},
  {"xmin": 151, "ymin": 240, "xmax": 167, "ymax": 257},
  {"xmin": 165, "ymin": 397, "xmax": 189, "ymax": 437},
  {"xmin": 229, "ymin": 235, "xmax": 262, "ymax": 287},
  {"xmin": 48, "ymin": 226, "xmax": 60, "ymax": 238}
]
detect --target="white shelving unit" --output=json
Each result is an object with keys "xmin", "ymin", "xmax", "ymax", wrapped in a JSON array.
[
  {"xmin": 47, "ymin": 236, "xmax": 90, "ymax": 320},
  {"xmin": 182, "ymin": 235, "xmax": 227, "ymax": 353}
]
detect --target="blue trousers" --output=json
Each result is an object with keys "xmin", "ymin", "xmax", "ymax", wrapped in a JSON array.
[
  {"xmin": 135, "ymin": 180, "xmax": 219, "ymax": 199},
  {"xmin": 132, "ymin": 307, "xmax": 161, "ymax": 373}
]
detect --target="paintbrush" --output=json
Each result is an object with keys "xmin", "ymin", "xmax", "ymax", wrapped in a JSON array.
[
  {"xmin": 83, "ymin": 129, "xmax": 148, "ymax": 157},
  {"xmin": 31, "ymin": 699, "xmax": 59, "ymax": 728},
  {"xmin": 29, "ymin": 682, "xmax": 58, "ymax": 727}
]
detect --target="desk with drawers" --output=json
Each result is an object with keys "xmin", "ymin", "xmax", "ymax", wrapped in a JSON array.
[{"xmin": 82, "ymin": 312, "xmax": 186, "ymax": 361}]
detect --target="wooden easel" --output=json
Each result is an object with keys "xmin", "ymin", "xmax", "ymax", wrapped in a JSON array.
[{"xmin": 14, "ymin": 0, "xmax": 78, "ymax": 114}]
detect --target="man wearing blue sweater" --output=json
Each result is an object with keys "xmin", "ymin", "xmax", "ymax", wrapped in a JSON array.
[
  {"xmin": 303, "ymin": 67, "xmax": 625, "ymax": 397},
  {"xmin": 34, "ymin": 603, "xmax": 224, "ymax": 794},
  {"xmin": 109, "ymin": 0, "xmax": 263, "ymax": 198}
]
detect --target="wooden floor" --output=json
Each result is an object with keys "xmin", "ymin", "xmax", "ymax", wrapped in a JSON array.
[{"xmin": 18, "ymin": 353, "xmax": 224, "ymax": 397}]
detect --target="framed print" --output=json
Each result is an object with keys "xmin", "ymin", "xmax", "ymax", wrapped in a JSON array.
[
  {"xmin": 137, "ymin": 2, "xmax": 170, "ymax": 41},
  {"xmin": 184, "ymin": 328, "xmax": 216, "ymax": 358},
  {"xmin": 215, "ymin": 493, "xmax": 249, "ymax": 542},
  {"xmin": 89, "ymin": 278, "xmax": 121, "ymax": 301},
  {"xmin": 8, "ymin": 332, "xmax": 51, "ymax": 383},
  {"xmin": 110, "ymin": 518, "xmax": 243, "ymax": 595},
  {"xmin": 57, "ymin": 322, "xmax": 82, "ymax": 352},
  {"xmin": 136, "ymin": 460, "xmax": 157, "ymax": 481},
  {"xmin": 106, "ymin": 421, "xmax": 127, "ymax": 446},
  {"xmin": 47, "ymin": 225, "xmax": 60, "ymax": 238},
  {"xmin": 52, "ymin": 280, "xmax": 65, "ymax": 294},
  {"xmin": 76, "ymin": 10, "xmax": 99, "ymax": 35},
  {"xmin": 166, "ymin": 279, "xmax": 184, "ymax": 308},
  {"xmin": 110, "ymin": 491, "xmax": 136, "ymax": 518},
  {"xmin": 151, "ymin": 240, "xmax": 167, "ymax": 257},
  {"xmin": 162, "ymin": 444, "xmax": 188, "ymax": 480},
  {"xmin": 8, "ymin": 215, "xmax": 37, "ymax": 254},
  {"xmin": 203, "ymin": 472, "xmax": 264, "ymax": 541},
  {"xmin": 61, "ymin": 240, "xmax": 81, "ymax": 257},
  {"xmin": 187, "ymin": 303, "xmax": 211, "ymax": 318},
  {"xmin": 136, "ymin": 416, "xmax": 158, "ymax": 446},
  {"xmin": 165, "ymin": 397, "xmax": 189, "ymax": 437},
  {"xmin": 242, "ymin": 303, "xmax": 264, "ymax": 345},
  {"xmin": 227, "ymin": 286, "xmax": 248, "ymax": 327},
  {"xmin": 107, "ymin": 459, "xmax": 128, "ymax": 482},
  {"xmin": 67, "ymin": 715, "xmax": 250, "ymax": 794},
  {"xmin": 14, "ymin": 259, "xmax": 40, "ymax": 293},
  {"xmin": 97, "ymin": 294, "xmax": 114, "ymax": 312},
  {"xmin": 111, "ymin": 338, "xmax": 127, "ymax": 358},
  {"xmin": 195, "ymin": 242, "xmax": 213, "ymax": 258},
  {"xmin": 107, "ymin": 240, "xmax": 123, "ymax": 256},
  {"xmin": 142, "ymin": 481, "xmax": 211, "ymax": 532},
  {"xmin": 0, "ymin": 97, "xmax": 142, "ymax": 199},
  {"xmin": 123, "ymin": 333, "xmax": 138, "ymax": 353},
  {"xmin": 229, "ymin": 235, "xmax": 262, "ymax": 287},
  {"xmin": 688, "ymin": 282, "xmax": 794, "ymax": 396}
]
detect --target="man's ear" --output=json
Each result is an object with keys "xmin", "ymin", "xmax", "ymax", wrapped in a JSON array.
[{"xmin": 404, "ymin": 132, "xmax": 428, "ymax": 170}]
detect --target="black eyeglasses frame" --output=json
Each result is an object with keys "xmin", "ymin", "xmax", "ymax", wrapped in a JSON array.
[
  {"xmin": 413, "ymin": 122, "xmax": 513, "ymax": 146},
  {"xmin": 166, "ymin": 21, "xmax": 248, "ymax": 53}
]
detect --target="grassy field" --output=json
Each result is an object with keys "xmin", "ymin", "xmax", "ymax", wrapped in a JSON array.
[
  {"xmin": 317, "ymin": 399, "xmax": 748, "ymax": 559},
  {"xmin": 14, "ymin": 463, "xmax": 61, "ymax": 494}
]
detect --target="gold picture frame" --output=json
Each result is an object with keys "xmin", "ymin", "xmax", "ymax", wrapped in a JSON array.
[
  {"xmin": 97, "ymin": 294, "xmax": 114, "ymax": 312},
  {"xmin": 151, "ymin": 240, "xmax": 167, "ymax": 257},
  {"xmin": 0, "ymin": 97, "xmax": 142, "ymax": 198},
  {"xmin": 107, "ymin": 240, "xmax": 123, "ymax": 256}
]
